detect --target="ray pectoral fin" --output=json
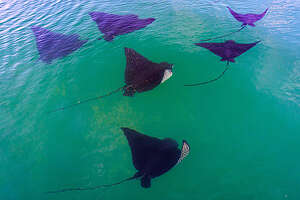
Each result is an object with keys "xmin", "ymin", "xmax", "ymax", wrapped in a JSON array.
[
  {"xmin": 258, "ymin": 8, "xmax": 269, "ymax": 19},
  {"xmin": 249, "ymin": 23, "xmax": 256, "ymax": 27},
  {"xmin": 227, "ymin": 6, "xmax": 243, "ymax": 21}
]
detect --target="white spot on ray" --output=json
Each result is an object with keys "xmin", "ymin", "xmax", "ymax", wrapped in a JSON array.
[{"xmin": 161, "ymin": 69, "xmax": 173, "ymax": 83}]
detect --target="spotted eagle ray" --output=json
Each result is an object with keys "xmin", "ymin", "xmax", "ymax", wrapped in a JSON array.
[
  {"xmin": 89, "ymin": 12, "xmax": 155, "ymax": 41},
  {"xmin": 49, "ymin": 48, "xmax": 173, "ymax": 113},
  {"xmin": 46, "ymin": 127, "xmax": 190, "ymax": 193},
  {"xmin": 31, "ymin": 26, "xmax": 87, "ymax": 63},
  {"xmin": 185, "ymin": 40, "xmax": 260, "ymax": 86},
  {"xmin": 201, "ymin": 7, "xmax": 268, "ymax": 41}
]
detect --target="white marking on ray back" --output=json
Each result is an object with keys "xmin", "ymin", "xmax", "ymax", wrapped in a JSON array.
[
  {"xmin": 177, "ymin": 141, "xmax": 190, "ymax": 164},
  {"xmin": 161, "ymin": 69, "xmax": 173, "ymax": 83}
]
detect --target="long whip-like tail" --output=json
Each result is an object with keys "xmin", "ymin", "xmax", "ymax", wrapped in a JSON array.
[
  {"xmin": 48, "ymin": 86, "xmax": 125, "ymax": 114},
  {"xmin": 184, "ymin": 62, "xmax": 230, "ymax": 86},
  {"xmin": 46, "ymin": 176, "xmax": 136, "ymax": 194},
  {"xmin": 200, "ymin": 25, "xmax": 246, "ymax": 42}
]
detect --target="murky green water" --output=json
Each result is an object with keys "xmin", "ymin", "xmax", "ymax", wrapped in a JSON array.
[{"xmin": 1, "ymin": 0, "xmax": 300, "ymax": 199}]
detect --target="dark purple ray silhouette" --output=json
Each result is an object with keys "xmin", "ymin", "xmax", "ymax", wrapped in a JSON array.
[
  {"xmin": 49, "ymin": 48, "xmax": 173, "ymax": 113},
  {"xmin": 200, "ymin": 7, "xmax": 268, "ymax": 41},
  {"xmin": 184, "ymin": 40, "xmax": 260, "ymax": 86},
  {"xmin": 196, "ymin": 40, "xmax": 260, "ymax": 63},
  {"xmin": 89, "ymin": 12, "xmax": 155, "ymax": 41},
  {"xmin": 31, "ymin": 26, "xmax": 87, "ymax": 64},
  {"xmin": 227, "ymin": 7, "xmax": 268, "ymax": 27}
]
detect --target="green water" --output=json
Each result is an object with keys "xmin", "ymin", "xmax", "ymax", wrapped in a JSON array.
[{"xmin": 1, "ymin": 0, "xmax": 300, "ymax": 199}]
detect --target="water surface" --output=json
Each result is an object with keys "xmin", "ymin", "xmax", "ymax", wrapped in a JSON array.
[{"xmin": 1, "ymin": 0, "xmax": 300, "ymax": 199}]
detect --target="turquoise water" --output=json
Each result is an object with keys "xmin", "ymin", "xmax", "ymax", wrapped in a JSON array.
[{"xmin": 1, "ymin": 0, "xmax": 300, "ymax": 199}]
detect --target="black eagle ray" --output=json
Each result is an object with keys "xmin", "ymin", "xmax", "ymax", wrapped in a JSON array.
[
  {"xmin": 46, "ymin": 127, "xmax": 190, "ymax": 193},
  {"xmin": 49, "ymin": 48, "xmax": 173, "ymax": 113}
]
